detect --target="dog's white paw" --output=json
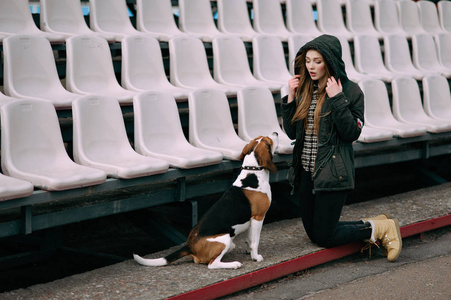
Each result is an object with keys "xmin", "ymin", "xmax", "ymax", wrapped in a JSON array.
[
  {"xmin": 252, "ymin": 254, "xmax": 264, "ymax": 262},
  {"xmin": 231, "ymin": 261, "xmax": 243, "ymax": 269}
]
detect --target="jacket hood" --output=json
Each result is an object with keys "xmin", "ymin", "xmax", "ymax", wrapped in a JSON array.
[{"xmin": 294, "ymin": 34, "xmax": 348, "ymax": 82}]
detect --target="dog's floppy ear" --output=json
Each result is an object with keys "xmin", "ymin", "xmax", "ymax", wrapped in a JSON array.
[
  {"xmin": 254, "ymin": 139, "xmax": 277, "ymax": 173},
  {"xmin": 239, "ymin": 137, "xmax": 261, "ymax": 160}
]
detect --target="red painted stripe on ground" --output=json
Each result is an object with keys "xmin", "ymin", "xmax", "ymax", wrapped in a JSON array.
[{"xmin": 169, "ymin": 214, "xmax": 451, "ymax": 300}]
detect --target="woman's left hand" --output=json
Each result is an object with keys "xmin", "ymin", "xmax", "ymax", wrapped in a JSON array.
[{"xmin": 326, "ymin": 77, "xmax": 342, "ymax": 98}]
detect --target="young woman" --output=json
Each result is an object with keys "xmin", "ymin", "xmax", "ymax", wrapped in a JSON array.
[{"xmin": 282, "ymin": 34, "xmax": 402, "ymax": 261}]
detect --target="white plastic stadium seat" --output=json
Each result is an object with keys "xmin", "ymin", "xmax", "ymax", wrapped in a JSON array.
[
  {"xmin": 357, "ymin": 126, "xmax": 393, "ymax": 144},
  {"xmin": 434, "ymin": 33, "xmax": 451, "ymax": 70},
  {"xmin": 438, "ymin": 0, "xmax": 451, "ymax": 33},
  {"xmin": 121, "ymin": 36, "xmax": 191, "ymax": 101},
  {"xmin": 0, "ymin": 173, "xmax": 34, "ymax": 201},
  {"xmin": 89, "ymin": 0, "xmax": 159, "ymax": 42},
  {"xmin": 316, "ymin": 0, "xmax": 354, "ymax": 41},
  {"xmin": 0, "ymin": 92, "xmax": 14, "ymax": 105},
  {"xmin": 212, "ymin": 36, "xmax": 281, "ymax": 92},
  {"xmin": 374, "ymin": 0, "xmax": 406, "ymax": 37},
  {"xmin": 188, "ymin": 89, "xmax": 248, "ymax": 161},
  {"xmin": 417, "ymin": 0, "xmax": 446, "ymax": 35},
  {"xmin": 133, "ymin": 91, "xmax": 223, "ymax": 169},
  {"xmin": 280, "ymin": 84, "xmax": 289, "ymax": 98},
  {"xmin": 252, "ymin": 35, "xmax": 293, "ymax": 86},
  {"xmin": 237, "ymin": 86, "xmax": 294, "ymax": 154},
  {"xmin": 422, "ymin": 74, "xmax": 451, "ymax": 121},
  {"xmin": 337, "ymin": 36, "xmax": 373, "ymax": 83},
  {"xmin": 40, "ymin": 0, "xmax": 115, "ymax": 42},
  {"xmin": 345, "ymin": 0, "xmax": 382, "ymax": 39},
  {"xmin": 0, "ymin": 99, "xmax": 107, "ymax": 191},
  {"xmin": 391, "ymin": 76, "xmax": 451, "ymax": 133},
  {"xmin": 353, "ymin": 35, "xmax": 399, "ymax": 82},
  {"xmin": 136, "ymin": 0, "xmax": 189, "ymax": 42},
  {"xmin": 285, "ymin": 0, "xmax": 322, "ymax": 37},
  {"xmin": 178, "ymin": 0, "xmax": 228, "ymax": 42},
  {"xmin": 383, "ymin": 35, "xmax": 433, "ymax": 81},
  {"xmin": 287, "ymin": 35, "xmax": 315, "ymax": 75},
  {"xmin": 252, "ymin": 0, "xmax": 294, "ymax": 41},
  {"xmin": 0, "ymin": 0, "xmax": 65, "ymax": 43},
  {"xmin": 65, "ymin": 35, "xmax": 139, "ymax": 104},
  {"xmin": 2, "ymin": 35, "xmax": 83, "ymax": 109},
  {"xmin": 397, "ymin": 0, "xmax": 427, "ymax": 38},
  {"xmin": 72, "ymin": 95, "xmax": 169, "ymax": 179},
  {"xmin": 411, "ymin": 34, "xmax": 451, "ymax": 78},
  {"xmin": 358, "ymin": 79, "xmax": 427, "ymax": 138},
  {"xmin": 169, "ymin": 36, "xmax": 240, "ymax": 97},
  {"xmin": 216, "ymin": 0, "xmax": 260, "ymax": 42}
]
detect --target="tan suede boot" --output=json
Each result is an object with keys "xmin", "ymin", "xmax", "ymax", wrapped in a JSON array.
[
  {"xmin": 367, "ymin": 219, "xmax": 402, "ymax": 262},
  {"xmin": 361, "ymin": 213, "xmax": 391, "ymax": 223}
]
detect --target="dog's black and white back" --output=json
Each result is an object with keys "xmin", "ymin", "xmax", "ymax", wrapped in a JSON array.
[{"xmin": 134, "ymin": 132, "xmax": 279, "ymax": 269}]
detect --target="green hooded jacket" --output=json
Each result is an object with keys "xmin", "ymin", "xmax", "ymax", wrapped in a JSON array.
[{"xmin": 282, "ymin": 34, "xmax": 365, "ymax": 193}]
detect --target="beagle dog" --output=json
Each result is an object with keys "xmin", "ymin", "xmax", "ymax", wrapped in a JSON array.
[{"xmin": 133, "ymin": 132, "xmax": 279, "ymax": 269}]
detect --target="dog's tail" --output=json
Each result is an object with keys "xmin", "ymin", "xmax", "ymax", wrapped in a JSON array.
[{"xmin": 133, "ymin": 245, "xmax": 191, "ymax": 267}]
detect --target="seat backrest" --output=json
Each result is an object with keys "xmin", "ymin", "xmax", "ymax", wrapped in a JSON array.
[
  {"xmin": 336, "ymin": 35, "xmax": 358, "ymax": 74},
  {"xmin": 353, "ymin": 35, "xmax": 386, "ymax": 73},
  {"xmin": 66, "ymin": 35, "xmax": 119, "ymax": 93},
  {"xmin": 3, "ymin": 35, "xmax": 66, "ymax": 97},
  {"xmin": 188, "ymin": 89, "xmax": 237, "ymax": 146},
  {"xmin": 0, "ymin": 0, "xmax": 40, "ymax": 34},
  {"xmin": 434, "ymin": 33, "xmax": 451, "ymax": 68},
  {"xmin": 89, "ymin": 0, "xmax": 136, "ymax": 33},
  {"xmin": 40, "ymin": 0, "xmax": 89, "ymax": 34},
  {"xmin": 252, "ymin": 35, "xmax": 291, "ymax": 82},
  {"xmin": 121, "ymin": 35, "xmax": 168, "ymax": 89},
  {"xmin": 216, "ymin": 0, "xmax": 255, "ymax": 35},
  {"xmin": 383, "ymin": 35, "xmax": 416, "ymax": 72},
  {"xmin": 169, "ymin": 36, "xmax": 212, "ymax": 86},
  {"xmin": 212, "ymin": 35, "xmax": 254, "ymax": 83},
  {"xmin": 285, "ymin": 0, "xmax": 321, "ymax": 35},
  {"xmin": 72, "ymin": 95, "xmax": 131, "ymax": 160},
  {"xmin": 237, "ymin": 86, "xmax": 282, "ymax": 140},
  {"xmin": 398, "ymin": 0, "xmax": 425, "ymax": 35},
  {"xmin": 411, "ymin": 33, "xmax": 442, "ymax": 70},
  {"xmin": 374, "ymin": 0, "xmax": 403, "ymax": 35},
  {"xmin": 287, "ymin": 35, "xmax": 315, "ymax": 74},
  {"xmin": 391, "ymin": 76, "xmax": 427, "ymax": 121},
  {"xmin": 422, "ymin": 74, "xmax": 451, "ymax": 118},
  {"xmin": 1, "ymin": 100, "xmax": 70, "ymax": 172},
  {"xmin": 252, "ymin": 0, "xmax": 289, "ymax": 35},
  {"xmin": 136, "ymin": 0, "xmax": 180, "ymax": 33},
  {"xmin": 358, "ymin": 79, "xmax": 396, "ymax": 125},
  {"xmin": 417, "ymin": 0, "xmax": 443, "ymax": 34},
  {"xmin": 345, "ymin": 0, "xmax": 378, "ymax": 35},
  {"xmin": 134, "ymin": 91, "xmax": 186, "ymax": 152},
  {"xmin": 316, "ymin": 0, "xmax": 349, "ymax": 34},
  {"xmin": 437, "ymin": 0, "xmax": 451, "ymax": 32},
  {"xmin": 178, "ymin": 0, "xmax": 218, "ymax": 33}
]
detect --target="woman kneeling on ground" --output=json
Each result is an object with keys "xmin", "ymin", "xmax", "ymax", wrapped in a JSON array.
[{"xmin": 282, "ymin": 34, "xmax": 402, "ymax": 261}]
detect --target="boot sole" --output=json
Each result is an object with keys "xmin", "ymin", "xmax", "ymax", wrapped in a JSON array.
[{"xmin": 389, "ymin": 218, "xmax": 402, "ymax": 262}]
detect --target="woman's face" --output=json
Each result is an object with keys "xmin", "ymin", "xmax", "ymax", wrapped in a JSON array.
[{"xmin": 305, "ymin": 50, "xmax": 326, "ymax": 81}]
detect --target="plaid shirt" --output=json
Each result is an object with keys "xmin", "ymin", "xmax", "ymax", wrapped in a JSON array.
[{"xmin": 301, "ymin": 87, "xmax": 318, "ymax": 173}]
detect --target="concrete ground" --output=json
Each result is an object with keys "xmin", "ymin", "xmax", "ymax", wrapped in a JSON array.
[{"xmin": 225, "ymin": 226, "xmax": 451, "ymax": 300}]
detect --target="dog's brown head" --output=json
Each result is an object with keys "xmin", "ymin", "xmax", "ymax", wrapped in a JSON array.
[{"xmin": 239, "ymin": 132, "xmax": 279, "ymax": 173}]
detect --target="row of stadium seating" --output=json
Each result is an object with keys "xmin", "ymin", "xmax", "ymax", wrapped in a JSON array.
[
  {"xmin": 2, "ymin": 0, "xmax": 451, "ymax": 43},
  {"xmin": 2, "ymin": 31, "xmax": 451, "ymax": 102}
]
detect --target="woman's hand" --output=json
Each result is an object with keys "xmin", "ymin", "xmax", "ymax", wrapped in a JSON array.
[
  {"xmin": 287, "ymin": 75, "xmax": 300, "ymax": 103},
  {"xmin": 326, "ymin": 77, "xmax": 342, "ymax": 98}
]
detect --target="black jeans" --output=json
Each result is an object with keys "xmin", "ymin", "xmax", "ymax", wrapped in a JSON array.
[{"xmin": 298, "ymin": 169, "xmax": 371, "ymax": 248}]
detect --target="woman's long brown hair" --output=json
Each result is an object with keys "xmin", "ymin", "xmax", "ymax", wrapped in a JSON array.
[{"xmin": 291, "ymin": 50, "xmax": 331, "ymax": 134}]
